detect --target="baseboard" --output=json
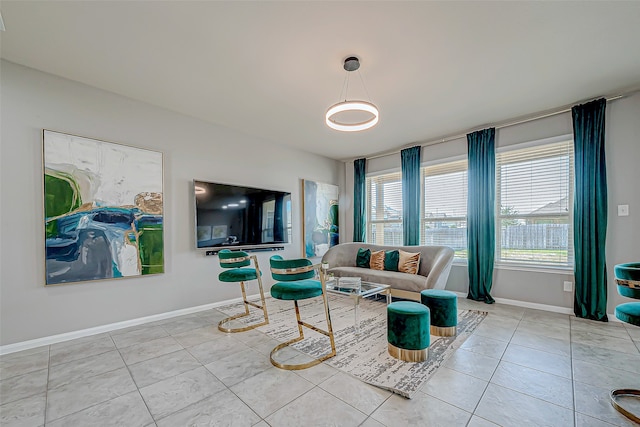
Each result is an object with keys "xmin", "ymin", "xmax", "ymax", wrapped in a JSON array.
[
  {"xmin": 0, "ymin": 294, "xmax": 623, "ymax": 356},
  {"xmin": 0, "ymin": 294, "xmax": 254, "ymax": 356},
  {"xmin": 451, "ymin": 291, "xmax": 573, "ymax": 315}
]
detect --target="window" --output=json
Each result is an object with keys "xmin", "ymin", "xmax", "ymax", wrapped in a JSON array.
[
  {"xmin": 496, "ymin": 139, "xmax": 574, "ymax": 267},
  {"xmin": 422, "ymin": 159, "xmax": 468, "ymax": 258},
  {"xmin": 366, "ymin": 172, "xmax": 403, "ymax": 245}
]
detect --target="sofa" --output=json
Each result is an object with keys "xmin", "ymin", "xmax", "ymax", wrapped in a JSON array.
[{"xmin": 321, "ymin": 242, "xmax": 455, "ymax": 301}]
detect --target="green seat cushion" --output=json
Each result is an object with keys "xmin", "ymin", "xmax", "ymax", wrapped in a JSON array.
[
  {"xmin": 615, "ymin": 263, "xmax": 640, "ymax": 281},
  {"xmin": 387, "ymin": 301, "xmax": 430, "ymax": 350},
  {"xmin": 615, "ymin": 302, "xmax": 640, "ymax": 327},
  {"xmin": 421, "ymin": 289, "xmax": 457, "ymax": 327},
  {"xmin": 270, "ymin": 279, "xmax": 323, "ymax": 300},
  {"xmin": 218, "ymin": 268, "xmax": 259, "ymax": 282}
]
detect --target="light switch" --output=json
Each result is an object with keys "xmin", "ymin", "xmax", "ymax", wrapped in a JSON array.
[{"xmin": 618, "ymin": 204, "xmax": 629, "ymax": 216}]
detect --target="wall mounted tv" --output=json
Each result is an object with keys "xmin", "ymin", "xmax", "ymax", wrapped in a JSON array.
[{"xmin": 194, "ymin": 180, "xmax": 291, "ymax": 250}]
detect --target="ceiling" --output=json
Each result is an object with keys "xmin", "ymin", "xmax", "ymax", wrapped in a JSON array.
[{"xmin": 1, "ymin": 1, "xmax": 640, "ymax": 161}]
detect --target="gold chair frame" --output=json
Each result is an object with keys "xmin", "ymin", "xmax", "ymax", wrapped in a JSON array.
[
  {"xmin": 609, "ymin": 277, "xmax": 640, "ymax": 423},
  {"xmin": 218, "ymin": 255, "xmax": 270, "ymax": 333},
  {"xmin": 269, "ymin": 264, "xmax": 336, "ymax": 370}
]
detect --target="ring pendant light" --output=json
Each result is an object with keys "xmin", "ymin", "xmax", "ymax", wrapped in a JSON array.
[{"xmin": 326, "ymin": 57, "xmax": 379, "ymax": 132}]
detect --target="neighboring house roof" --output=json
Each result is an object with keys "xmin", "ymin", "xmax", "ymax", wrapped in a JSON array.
[{"xmin": 531, "ymin": 196, "xmax": 569, "ymax": 214}]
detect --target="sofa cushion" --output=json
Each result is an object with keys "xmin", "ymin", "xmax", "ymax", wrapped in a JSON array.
[
  {"xmin": 356, "ymin": 248, "xmax": 371, "ymax": 268},
  {"xmin": 370, "ymin": 250, "xmax": 385, "ymax": 270},
  {"xmin": 398, "ymin": 250, "xmax": 420, "ymax": 274},
  {"xmin": 384, "ymin": 250, "xmax": 400, "ymax": 272}
]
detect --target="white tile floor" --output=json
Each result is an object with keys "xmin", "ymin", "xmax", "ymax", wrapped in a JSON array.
[{"xmin": 1, "ymin": 297, "xmax": 639, "ymax": 427}]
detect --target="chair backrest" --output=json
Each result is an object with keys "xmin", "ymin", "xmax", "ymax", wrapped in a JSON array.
[
  {"xmin": 270, "ymin": 255, "xmax": 316, "ymax": 282},
  {"xmin": 218, "ymin": 249, "xmax": 251, "ymax": 268}
]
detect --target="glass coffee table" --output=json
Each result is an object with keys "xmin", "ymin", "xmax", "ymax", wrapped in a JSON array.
[{"xmin": 325, "ymin": 278, "xmax": 391, "ymax": 333}]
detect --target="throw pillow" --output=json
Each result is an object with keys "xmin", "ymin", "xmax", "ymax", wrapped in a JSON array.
[
  {"xmin": 356, "ymin": 248, "xmax": 371, "ymax": 268},
  {"xmin": 370, "ymin": 250, "xmax": 385, "ymax": 270},
  {"xmin": 398, "ymin": 250, "xmax": 421, "ymax": 275},
  {"xmin": 383, "ymin": 250, "xmax": 400, "ymax": 272}
]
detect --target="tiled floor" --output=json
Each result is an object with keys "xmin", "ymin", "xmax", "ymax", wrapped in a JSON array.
[{"xmin": 1, "ymin": 297, "xmax": 640, "ymax": 426}]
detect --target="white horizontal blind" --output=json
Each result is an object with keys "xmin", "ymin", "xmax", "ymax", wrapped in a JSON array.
[
  {"xmin": 496, "ymin": 140, "xmax": 574, "ymax": 266},
  {"xmin": 366, "ymin": 172, "xmax": 403, "ymax": 245},
  {"xmin": 422, "ymin": 159, "xmax": 468, "ymax": 258}
]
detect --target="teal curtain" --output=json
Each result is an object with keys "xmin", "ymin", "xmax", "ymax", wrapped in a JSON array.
[
  {"xmin": 401, "ymin": 146, "xmax": 421, "ymax": 245},
  {"xmin": 467, "ymin": 128, "xmax": 496, "ymax": 304},
  {"xmin": 573, "ymin": 98, "xmax": 608, "ymax": 321},
  {"xmin": 353, "ymin": 158, "xmax": 367, "ymax": 242}
]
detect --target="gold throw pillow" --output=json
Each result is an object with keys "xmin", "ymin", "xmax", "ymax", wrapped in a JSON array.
[
  {"xmin": 369, "ymin": 250, "xmax": 385, "ymax": 270},
  {"xmin": 398, "ymin": 250, "xmax": 420, "ymax": 275}
]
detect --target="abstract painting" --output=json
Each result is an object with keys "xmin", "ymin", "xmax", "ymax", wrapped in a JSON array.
[
  {"xmin": 43, "ymin": 130, "xmax": 164, "ymax": 285},
  {"xmin": 302, "ymin": 179, "xmax": 339, "ymax": 258}
]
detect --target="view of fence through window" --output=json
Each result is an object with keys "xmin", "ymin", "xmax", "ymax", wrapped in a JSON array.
[
  {"xmin": 367, "ymin": 172, "xmax": 403, "ymax": 245},
  {"xmin": 365, "ymin": 138, "xmax": 574, "ymax": 267},
  {"xmin": 496, "ymin": 140, "xmax": 574, "ymax": 265},
  {"xmin": 422, "ymin": 159, "xmax": 468, "ymax": 257}
]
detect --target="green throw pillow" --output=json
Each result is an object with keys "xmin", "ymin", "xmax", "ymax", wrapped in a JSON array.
[
  {"xmin": 356, "ymin": 248, "xmax": 371, "ymax": 268},
  {"xmin": 383, "ymin": 250, "xmax": 400, "ymax": 272}
]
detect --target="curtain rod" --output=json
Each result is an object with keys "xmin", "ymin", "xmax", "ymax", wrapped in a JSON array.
[{"xmin": 361, "ymin": 90, "xmax": 634, "ymax": 162}]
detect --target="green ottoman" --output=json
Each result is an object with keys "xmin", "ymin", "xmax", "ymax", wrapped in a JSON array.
[
  {"xmin": 421, "ymin": 289, "xmax": 458, "ymax": 337},
  {"xmin": 387, "ymin": 301, "xmax": 430, "ymax": 362}
]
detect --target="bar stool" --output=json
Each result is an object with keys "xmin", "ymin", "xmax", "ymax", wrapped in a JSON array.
[
  {"xmin": 269, "ymin": 255, "xmax": 336, "ymax": 370},
  {"xmin": 611, "ymin": 262, "xmax": 640, "ymax": 424},
  {"xmin": 217, "ymin": 249, "xmax": 269, "ymax": 333}
]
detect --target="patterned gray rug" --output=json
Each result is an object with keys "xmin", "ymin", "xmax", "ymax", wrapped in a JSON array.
[{"xmin": 218, "ymin": 295, "xmax": 486, "ymax": 398}]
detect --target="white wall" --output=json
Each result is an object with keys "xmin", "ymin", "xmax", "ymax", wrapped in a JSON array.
[
  {"xmin": 0, "ymin": 60, "xmax": 343, "ymax": 345},
  {"xmin": 343, "ymin": 92, "xmax": 640, "ymax": 313}
]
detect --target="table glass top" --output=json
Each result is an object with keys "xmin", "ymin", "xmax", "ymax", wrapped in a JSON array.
[{"xmin": 325, "ymin": 278, "xmax": 390, "ymax": 297}]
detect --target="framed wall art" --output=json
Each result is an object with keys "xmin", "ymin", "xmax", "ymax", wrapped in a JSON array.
[
  {"xmin": 43, "ymin": 130, "xmax": 164, "ymax": 285},
  {"xmin": 302, "ymin": 179, "xmax": 339, "ymax": 258}
]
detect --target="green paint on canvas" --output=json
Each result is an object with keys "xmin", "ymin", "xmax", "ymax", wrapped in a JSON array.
[
  {"xmin": 44, "ymin": 172, "xmax": 82, "ymax": 218},
  {"xmin": 138, "ymin": 224, "xmax": 164, "ymax": 274}
]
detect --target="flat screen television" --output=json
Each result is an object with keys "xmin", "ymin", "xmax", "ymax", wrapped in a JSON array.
[{"xmin": 194, "ymin": 180, "xmax": 291, "ymax": 250}]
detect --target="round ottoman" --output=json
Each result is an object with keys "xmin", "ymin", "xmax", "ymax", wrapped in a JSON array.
[
  {"xmin": 387, "ymin": 301, "xmax": 430, "ymax": 362},
  {"xmin": 421, "ymin": 289, "xmax": 458, "ymax": 337}
]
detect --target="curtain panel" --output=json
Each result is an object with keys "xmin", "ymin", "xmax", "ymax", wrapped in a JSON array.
[
  {"xmin": 572, "ymin": 98, "xmax": 608, "ymax": 321},
  {"xmin": 467, "ymin": 128, "xmax": 496, "ymax": 304},
  {"xmin": 353, "ymin": 158, "xmax": 367, "ymax": 243},
  {"xmin": 401, "ymin": 146, "xmax": 421, "ymax": 246}
]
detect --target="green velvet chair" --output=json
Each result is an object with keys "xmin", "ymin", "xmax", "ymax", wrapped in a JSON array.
[
  {"xmin": 269, "ymin": 255, "xmax": 336, "ymax": 370},
  {"xmin": 611, "ymin": 263, "xmax": 640, "ymax": 423},
  {"xmin": 217, "ymin": 249, "xmax": 269, "ymax": 333}
]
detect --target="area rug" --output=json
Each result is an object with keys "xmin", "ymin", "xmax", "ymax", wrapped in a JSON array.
[{"xmin": 218, "ymin": 295, "xmax": 486, "ymax": 398}]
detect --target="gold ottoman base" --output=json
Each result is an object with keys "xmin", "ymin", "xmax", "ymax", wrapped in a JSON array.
[
  {"xmin": 388, "ymin": 343, "xmax": 429, "ymax": 362},
  {"xmin": 431, "ymin": 325, "xmax": 456, "ymax": 337}
]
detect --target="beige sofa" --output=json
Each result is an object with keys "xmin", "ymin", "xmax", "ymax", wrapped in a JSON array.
[{"xmin": 321, "ymin": 242, "xmax": 455, "ymax": 301}]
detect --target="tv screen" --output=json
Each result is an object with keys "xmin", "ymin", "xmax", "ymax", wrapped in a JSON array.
[{"xmin": 194, "ymin": 180, "xmax": 291, "ymax": 249}]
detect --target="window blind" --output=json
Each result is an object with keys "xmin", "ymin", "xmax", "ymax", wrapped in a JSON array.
[
  {"xmin": 422, "ymin": 159, "xmax": 468, "ymax": 257},
  {"xmin": 496, "ymin": 140, "xmax": 574, "ymax": 266},
  {"xmin": 366, "ymin": 172, "xmax": 403, "ymax": 245}
]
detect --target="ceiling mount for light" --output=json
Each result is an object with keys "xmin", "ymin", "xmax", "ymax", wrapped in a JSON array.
[{"xmin": 326, "ymin": 56, "xmax": 379, "ymax": 132}]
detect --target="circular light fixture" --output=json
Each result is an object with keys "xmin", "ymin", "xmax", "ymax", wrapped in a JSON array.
[
  {"xmin": 325, "ymin": 56, "xmax": 379, "ymax": 132},
  {"xmin": 326, "ymin": 100, "xmax": 379, "ymax": 132}
]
